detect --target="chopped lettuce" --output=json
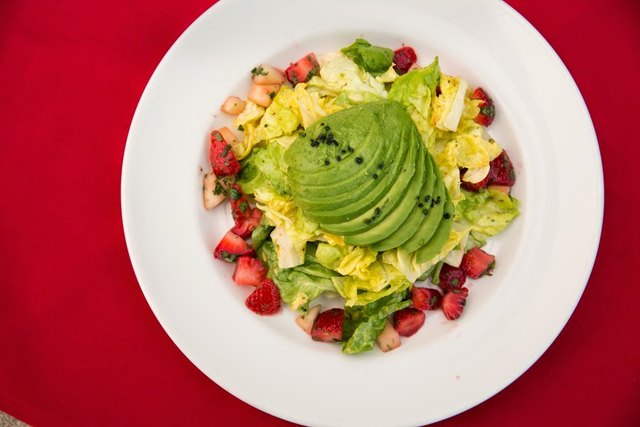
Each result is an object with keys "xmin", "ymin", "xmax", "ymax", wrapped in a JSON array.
[
  {"xmin": 315, "ymin": 243, "xmax": 378, "ymax": 280},
  {"xmin": 456, "ymin": 189, "xmax": 520, "ymax": 237},
  {"xmin": 237, "ymin": 142, "xmax": 290, "ymax": 195},
  {"xmin": 306, "ymin": 53, "xmax": 388, "ymax": 105},
  {"xmin": 388, "ymin": 58, "xmax": 441, "ymax": 149},
  {"xmin": 254, "ymin": 86, "xmax": 301, "ymax": 142},
  {"xmin": 260, "ymin": 242, "xmax": 338, "ymax": 312},
  {"xmin": 342, "ymin": 290, "xmax": 411, "ymax": 354},
  {"xmin": 431, "ymin": 74, "xmax": 468, "ymax": 132},
  {"xmin": 331, "ymin": 261, "xmax": 412, "ymax": 307},
  {"xmin": 294, "ymin": 83, "xmax": 343, "ymax": 128},
  {"xmin": 232, "ymin": 101, "xmax": 265, "ymax": 159},
  {"xmin": 340, "ymin": 38, "xmax": 394, "ymax": 76}
]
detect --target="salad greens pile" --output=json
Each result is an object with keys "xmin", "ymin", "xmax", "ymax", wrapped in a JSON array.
[{"xmin": 232, "ymin": 39, "xmax": 519, "ymax": 354}]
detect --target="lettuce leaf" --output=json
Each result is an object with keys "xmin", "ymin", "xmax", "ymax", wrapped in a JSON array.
[
  {"xmin": 232, "ymin": 101, "xmax": 265, "ymax": 159},
  {"xmin": 455, "ymin": 189, "xmax": 520, "ymax": 237},
  {"xmin": 341, "ymin": 38, "xmax": 394, "ymax": 76},
  {"xmin": 260, "ymin": 242, "xmax": 338, "ymax": 312},
  {"xmin": 255, "ymin": 86, "xmax": 301, "ymax": 142},
  {"xmin": 388, "ymin": 58, "xmax": 441, "ymax": 149},
  {"xmin": 237, "ymin": 142, "xmax": 289, "ymax": 196},
  {"xmin": 342, "ymin": 290, "xmax": 411, "ymax": 354}
]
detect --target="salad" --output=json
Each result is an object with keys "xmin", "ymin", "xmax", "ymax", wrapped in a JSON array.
[{"xmin": 203, "ymin": 39, "xmax": 519, "ymax": 354}]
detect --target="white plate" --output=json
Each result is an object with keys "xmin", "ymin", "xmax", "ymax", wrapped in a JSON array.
[{"xmin": 121, "ymin": 0, "xmax": 603, "ymax": 425}]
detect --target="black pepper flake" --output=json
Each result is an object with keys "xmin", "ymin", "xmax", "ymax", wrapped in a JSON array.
[
  {"xmin": 364, "ymin": 218, "xmax": 372, "ymax": 225},
  {"xmin": 425, "ymin": 195, "xmax": 431, "ymax": 203},
  {"xmin": 377, "ymin": 163, "xmax": 383, "ymax": 170},
  {"xmin": 337, "ymin": 155, "xmax": 342, "ymax": 161},
  {"xmin": 418, "ymin": 203, "xmax": 424, "ymax": 208},
  {"xmin": 310, "ymin": 140, "xmax": 319, "ymax": 147},
  {"xmin": 372, "ymin": 174, "xmax": 378, "ymax": 179},
  {"xmin": 443, "ymin": 213, "xmax": 451, "ymax": 219},
  {"xmin": 348, "ymin": 146, "xmax": 354, "ymax": 153},
  {"xmin": 431, "ymin": 200, "xmax": 435, "ymax": 208},
  {"xmin": 320, "ymin": 122, "xmax": 325, "ymax": 126},
  {"xmin": 435, "ymin": 196, "xmax": 441, "ymax": 204},
  {"xmin": 301, "ymin": 132, "xmax": 307, "ymax": 137},
  {"xmin": 375, "ymin": 207, "xmax": 381, "ymax": 215},
  {"xmin": 355, "ymin": 157, "xmax": 363, "ymax": 164},
  {"xmin": 341, "ymin": 149, "xmax": 347, "ymax": 154},
  {"xmin": 324, "ymin": 159, "xmax": 330, "ymax": 165},
  {"xmin": 423, "ymin": 209, "xmax": 429, "ymax": 215}
]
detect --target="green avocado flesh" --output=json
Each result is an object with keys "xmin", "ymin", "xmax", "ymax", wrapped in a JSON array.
[{"xmin": 285, "ymin": 100, "xmax": 451, "ymax": 257}]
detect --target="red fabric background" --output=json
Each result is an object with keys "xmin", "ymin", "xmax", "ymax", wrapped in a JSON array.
[{"xmin": 1, "ymin": 0, "xmax": 638, "ymax": 425}]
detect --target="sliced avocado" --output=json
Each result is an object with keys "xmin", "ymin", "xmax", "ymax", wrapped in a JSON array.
[
  {"xmin": 399, "ymin": 171, "xmax": 446, "ymax": 253},
  {"xmin": 294, "ymin": 125, "xmax": 409, "ymax": 224},
  {"xmin": 319, "ymin": 127, "xmax": 419, "ymax": 234},
  {"xmin": 369, "ymin": 152, "xmax": 437, "ymax": 251},
  {"xmin": 345, "ymin": 144, "xmax": 427, "ymax": 246},
  {"xmin": 414, "ymin": 198, "xmax": 454, "ymax": 264}
]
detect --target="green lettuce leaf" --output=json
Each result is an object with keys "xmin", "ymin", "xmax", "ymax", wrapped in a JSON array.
[
  {"xmin": 388, "ymin": 58, "xmax": 441, "ymax": 148},
  {"xmin": 342, "ymin": 291, "xmax": 411, "ymax": 354},
  {"xmin": 237, "ymin": 142, "xmax": 289, "ymax": 196},
  {"xmin": 259, "ymin": 242, "xmax": 338, "ymax": 312},
  {"xmin": 341, "ymin": 38, "xmax": 394, "ymax": 76},
  {"xmin": 250, "ymin": 216, "xmax": 273, "ymax": 251},
  {"xmin": 455, "ymin": 189, "xmax": 520, "ymax": 237}
]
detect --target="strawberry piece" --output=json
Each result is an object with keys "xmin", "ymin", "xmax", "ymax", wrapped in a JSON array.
[
  {"xmin": 442, "ymin": 289, "xmax": 468, "ymax": 320},
  {"xmin": 393, "ymin": 308, "xmax": 426, "ymax": 337},
  {"xmin": 488, "ymin": 150, "xmax": 516, "ymax": 186},
  {"xmin": 285, "ymin": 53, "xmax": 319, "ymax": 85},
  {"xmin": 213, "ymin": 231, "xmax": 255, "ymax": 263},
  {"xmin": 245, "ymin": 278, "xmax": 281, "ymax": 315},
  {"xmin": 471, "ymin": 87, "xmax": 495, "ymax": 127},
  {"xmin": 411, "ymin": 286, "xmax": 442, "ymax": 310},
  {"xmin": 311, "ymin": 308, "xmax": 344, "ymax": 342},
  {"xmin": 393, "ymin": 46, "xmax": 417, "ymax": 75},
  {"xmin": 461, "ymin": 172, "xmax": 490, "ymax": 192},
  {"xmin": 227, "ymin": 184, "xmax": 263, "ymax": 238},
  {"xmin": 232, "ymin": 256, "xmax": 267, "ymax": 286},
  {"xmin": 460, "ymin": 247, "xmax": 495, "ymax": 279},
  {"xmin": 209, "ymin": 130, "xmax": 240, "ymax": 177},
  {"xmin": 438, "ymin": 264, "xmax": 467, "ymax": 291}
]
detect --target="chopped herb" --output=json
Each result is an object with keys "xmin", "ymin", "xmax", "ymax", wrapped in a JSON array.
[
  {"xmin": 213, "ymin": 131, "xmax": 224, "ymax": 142},
  {"xmin": 372, "ymin": 174, "xmax": 378, "ymax": 179},
  {"xmin": 238, "ymin": 201, "xmax": 249, "ymax": 213},
  {"xmin": 213, "ymin": 182, "xmax": 226, "ymax": 195},
  {"xmin": 443, "ymin": 213, "xmax": 451, "ymax": 219},
  {"xmin": 324, "ymin": 159, "xmax": 330, "ymax": 166},
  {"xmin": 251, "ymin": 65, "xmax": 267, "ymax": 76},
  {"xmin": 422, "ymin": 209, "xmax": 429, "ymax": 215},
  {"xmin": 337, "ymin": 155, "xmax": 342, "ymax": 161},
  {"xmin": 418, "ymin": 203, "xmax": 424, "ymax": 208},
  {"xmin": 355, "ymin": 156, "xmax": 363, "ymax": 164},
  {"xmin": 220, "ymin": 144, "xmax": 232, "ymax": 157},
  {"xmin": 374, "ymin": 207, "xmax": 381, "ymax": 215},
  {"xmin": 237, "ymin": 124, "xmax": 244, "ymax": 131},
  {"xmin": 377, "ymin": 163, "xmax": 383, "ymax": 169},
  {"xmin": 228, "ymin": 188, "xmax": 242, "ymax": 201},
  {"xmin": 268, "ymin": 91, "xmax": 276, "ymax": 99},
  {"xmin": 220, "ymin": 251, "xmax": 238, "ymax": 263}
]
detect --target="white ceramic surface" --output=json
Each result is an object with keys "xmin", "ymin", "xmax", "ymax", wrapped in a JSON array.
[{"xmin": 121, "ymin": 0, "xmax": 603, "ymax": 425}]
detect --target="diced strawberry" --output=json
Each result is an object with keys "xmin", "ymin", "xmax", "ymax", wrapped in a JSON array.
[
  {"xmin": 245, "ymin": 278, "xmax": 281, "ymax": 315},
  {"xmin": 471, "ymin": 87, "xmax": 495, "ymax": 127},
  {"xmin": 460, "ymin": 247, "xmax": 495, "ymax": 279},
  {"xmin": 438, "ymin": 264, "xmax": 467, "ymax": 291},
  {"xmin": 209, "ymin": 130, "xmax": 240, "ymax": 177},
  {"xmin": 232, "ymin": 256, "xmax": 267, "ymax": 286},
  {"xmin": 213, "ymin": 231, "xmax": 255, "ymax": 263},
  {"xmin": 311, "ymin": 308, "xmax": 344, "ymax": 342},
  {"xmin": 442, "ymin": 289, "xmax": 468, "ymax": 320},
  {"xmin": 393, "ymin": 308, "xmax": 426, "ymax": 337},
  {"xmin": 488, "ymin": 150, "xmax": 516, "ymax": 186},
  {"xmin": 461, "ymin": 172, "xmax": 490, "ymax": 192},
  {"xmin": 393, "ymin": 46, "xmax": 417, "ymax": 75},
  {"xmin": 411, "ymin": 286, "xmax": 442, "ymax": 310},
  {"xmin": 285, "ymin": 53, "xmax": 319, "ymax": 85},
  {"xmin": 227, "ymin": 184, "xmax": 263, "ymax": 238}
]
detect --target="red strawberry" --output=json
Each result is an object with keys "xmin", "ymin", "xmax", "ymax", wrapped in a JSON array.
[
  {"xmin": 442, "ymin": 289, "xmax": 468, "ymax": 320},
  {"xmin": 232, "ymin": 256, "xmax": 267, "ymax": 286},
  {"xmin": 393, "ymin": 46, "xmax": 417, "ymax": 75},
  {"xmin": 209, "ymin": 130, "xmax": 240, "ymax": 177},
  {"xmin": 393, "ymin": 308, "xmax": 426, "ymax": 337},
  {"xmin": 227, "ymin": 184, "xmax": 263, "ymax": 238},
  {"xmin": 232, "ymin": 207, "xmax": 262, "ymax": 239},
  {"xmin": 285, "ymin": 53, "xmax": 319, "ymax": 85},
  {"xmin": 471, "ymin": 87, "xmax": 495, "ymax": 127},
  {"xmin": 311, "ymin": 308, "xmax": 344, "ymax": 342},
  {"xmin": 438, "ymin": 264, "xmax": 467, "ymax": 291},
  {"xmin": 411, "ymin": 286, "xmax": 442, "ymax": 310},
  {"xmin": 245, "ymin": 278, "xmax": 281, "ymax": 315},
  {"xmin": 461, "ymin": 171, "xmax": 490, "ymax": 192},
  {"xmin": 213, "ymin": 231, "xmax": 255, "ymax": 263},
  {"xmin": 488, "ymin": 150, "xmax": 516, "ymax": 186},
  {"xmin": 460, "ymin": 247, "xmax": 495, "ymax": 279}
]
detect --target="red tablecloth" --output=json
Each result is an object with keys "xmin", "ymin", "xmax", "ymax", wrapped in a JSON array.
[{"xmin": 1, "ymin": 0, "xmax": 638, "ymax": 425}]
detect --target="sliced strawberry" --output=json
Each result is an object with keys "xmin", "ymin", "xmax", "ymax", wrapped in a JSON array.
[
  {"xmin": 285, "ymin": 53, "xmax": 319, "ymax": 85},
  {"xmin": 488, "ymin": 150, "xmax": 516, "ymax": 186},
  {"xmin": 213, "ymin": 231, "xmax": 255, "ymax": 263},
  {"xmin": 232, "ymin": 256, "xmax": 267, "ymax": 286},
  {"xmin": 411, "ymin": 286, "xmax": 442, "ymax": 311},
  {"xmin": 227, "ymin": 184, "xmax": 263, "ymax": 238},
  {"xmin": 245, "ymin": 278, "xmax": 281, "ymax": 315},
  {"xmin": 393, "ymin": 46, "xmax": 417, "ymax": 75},
  {"xmin": 311, "ymin": 308, "xmax": 344, "ymax": 342},
  {"xmin": 460, "ymin": 247, "xmax": 495, "ymax": 279},
  {"xmin": 442, "ymin": 289, "xmax": 468, "ymax": 320},
  {"xmin": 438, "ymin": 264, "xmax": 467, "ymax": 291},
  {"xmin": 209, "ymin": 130, "xmax": 241, "ymax": 177},
  {"xmin": 471, "ymin": 87, "xmax": 495, "ymax": 127},
  {"xmin": 393, "ymin": 308, "xmax": 426, "ymax": 337},
  {"xmin": 461, "ymin": 171, "xmax": 490, "ymax": 192},
  {"xmin": 231, "ymin": 208, "xmax": 262, "ymax": 239}
]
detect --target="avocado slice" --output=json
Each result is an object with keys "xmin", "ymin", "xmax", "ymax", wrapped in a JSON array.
[
  {"xmin": 414, "ymin": 198, "xmax": 454, "ymax": 263},
  {"xmin": 319, "ymin": 127, "xmax": 419, "ymax": 235},
  {"xmin": 399, "ymin": 170, "xmax": 446, "ymax": 253},
  {"xmin": 344, "ymin": 143, "xmax": 428, "ymax": 246},
  {"xmin": 369, "ymin": 152, "xmax": 437, "ymax": 251}
]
